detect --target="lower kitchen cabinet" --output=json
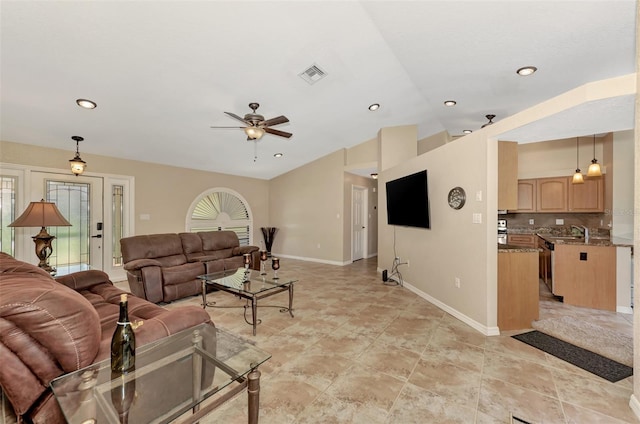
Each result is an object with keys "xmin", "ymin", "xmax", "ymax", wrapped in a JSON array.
[
  {"xmin": 553, "ymin": 244, "xmax": 616, "ymax": 311},
  {"xmin": 498, "ymin": 251, "xmax": 539, "ymax": 331},
  {"xmin": 507, "ymin": 234, "xmax": 537, "ymax": 248}
]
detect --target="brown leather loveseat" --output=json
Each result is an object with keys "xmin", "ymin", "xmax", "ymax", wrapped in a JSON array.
[
  {"xmin": 121, "ymin": 231, "xmax": 260, "ymax": 303},
  {"xmin": 0, "ymin": 253, "xmax": 212, "ymax": 424}
]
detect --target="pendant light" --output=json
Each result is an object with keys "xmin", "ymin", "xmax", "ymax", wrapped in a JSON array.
[
  {"xmin": 69, "ymin": 136, "xmax": 87, "ymax": 176},
  {"xmin": 572, "ymin": 137, "xmax": 584, "ymax": 184},
  {"xmin": 587, "ymin": 134, "xmax": 602, "ymax": 177}
]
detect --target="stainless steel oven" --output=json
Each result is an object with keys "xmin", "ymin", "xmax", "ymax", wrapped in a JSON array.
[{"xmin": 498, "ymin": 219, "xmax": 507, "ymax": 244}]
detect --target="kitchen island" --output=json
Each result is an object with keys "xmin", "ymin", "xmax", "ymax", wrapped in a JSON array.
[{"xmin": 497, "ymin": 244, "xmax": 540, "ymax": 331}]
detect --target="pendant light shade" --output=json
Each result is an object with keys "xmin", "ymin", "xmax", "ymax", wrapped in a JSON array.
[
  {"xmin": 69, "ymin": 136, "xmax": 87, "ymax": 176},
  {"xmin": 572, "ymin": 137, "xmax": 584, "ymax": 184},
  {"xmin": 587, "ymin": 134, "xmax": 602, "ymax": 177}
]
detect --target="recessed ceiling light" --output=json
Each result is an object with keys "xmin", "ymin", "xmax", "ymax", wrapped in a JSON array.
[
  {"xmin": 444, "ymin": 100, "xmax": 457, "ymax": 107},
  {"xmin": 368, "ymin": 103, "xmax": 380, "ymax": 111},
  {"xmin": 516, "ymin": 66, "xmax": 537, "ymax": 76},
  {"xmin": 76, "ymin": 99, "xmax": 97, "ymax": 109},
  {"xmin": 463, "ymin": 130, "xmax": 473, "ymax": 134},
  {"xmin": 274, "ymin": 153, "xmax": 283, "ymax": 158},
  {"xmin": 371, "ymin": 173, "xmax": 378, "ymax": 179}
]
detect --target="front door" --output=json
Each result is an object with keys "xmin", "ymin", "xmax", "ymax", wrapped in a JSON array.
[{"xmin": 31, "ymin": 172, "xmax": 103, "ymax": 273}]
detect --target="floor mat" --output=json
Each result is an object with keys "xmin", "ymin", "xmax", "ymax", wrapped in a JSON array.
[{"xmin": 512, "ymin": 330, "xmax": 632, "ymax": 383}]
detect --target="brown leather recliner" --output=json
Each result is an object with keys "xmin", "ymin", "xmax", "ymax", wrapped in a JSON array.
[
  {"xmin": 121, "ymin": 231, "xmax": 260, "ymax": 303},
  {"xmin": 0, "ymin": 253, "xmax": 212, "ymax": 424}
]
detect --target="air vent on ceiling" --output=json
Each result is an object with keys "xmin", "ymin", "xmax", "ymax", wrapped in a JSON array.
[{"xmin": 299, "ymin": 64, "xmax": 327, "ymax": 85}]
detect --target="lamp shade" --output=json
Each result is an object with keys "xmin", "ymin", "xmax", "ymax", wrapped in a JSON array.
[
  {"xmin": 587, "ymin": 161, "xmax": 602, "ymax": 177},
  {"xmin": 244, "ymin": 127, "xmax": 265, "ymax": 140},
  {"xmin": 8, "ymin": 200, "xmax": 72, "ymax": 228}
]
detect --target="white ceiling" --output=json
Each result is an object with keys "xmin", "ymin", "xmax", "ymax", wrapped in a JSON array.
[{"xmin": 1, "ymin": 1, "xmax": 636, "ymax": 180}]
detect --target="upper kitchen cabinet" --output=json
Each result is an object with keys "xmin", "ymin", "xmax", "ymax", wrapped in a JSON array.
[
  {"xmin": 516, "ymin": 179, "xmax": 536, "ymax": 212},
  {"xmin": 498, "ymin": 141, "xmax": 518, "ymax": 210},
  {"xmin": 536, "ymin": 177, "xmax": 568, "ymax": 212},
  {"xmin": 568, "ymin": 177, "xmax": 604, "ymax": 212}
]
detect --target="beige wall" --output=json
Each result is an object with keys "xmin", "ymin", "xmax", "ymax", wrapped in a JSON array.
[
  {"xmin": 346, "ymin": 137, "xmax": 377, "ymax": 166},
  {"xmin": 611, "ymin": 130, "xmax": 635, "ymax": 238},
  {"xmin": 269, "ymin": 150, "xmax": 346, "ymax": 264},
  {"xmin": 378, "ymin": 125, "xmax": 418, "ymax": 171},
  {"xmin": 633, "ymin": 1, "xmax": 640, "ymax": 410},
  {"xmin": 0, "ymin": 140, "xmax": 270, "ymax": 244},
  {"xmin": 418, "ymin": 130, "xmax": 451, "ymax": 155}
]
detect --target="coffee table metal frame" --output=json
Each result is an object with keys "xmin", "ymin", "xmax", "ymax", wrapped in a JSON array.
[
  {"xmin": 198, "ymin": 267, "xmax": 297, "ymax": 336},
  {"xmin": 50, "ymin": 323, "xmax": 270, "ymax": 424}
]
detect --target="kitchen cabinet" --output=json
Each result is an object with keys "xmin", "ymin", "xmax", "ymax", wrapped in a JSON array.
[
  {"xmin": 568, "ymin": 176, "xmax": 604, "ymax": 212},
  {"xmin": 498, "ymin": 141, "xmax": 518, "ymax": 210},
  {"xmin": 498, "ymin": 251, "xmax": 539, "ymax": 330},
  {"xmin": 507, "ymin": 234, "xmax": 537, "ymax": 248},
  {"xmin": 536, "ymin": 177, "xmax": 568, "ymax": 212},
  {"xmin": 514, "ymin": 175, "xmax": 604, "ymax": 213},
  {"xmin": 516, "ymin": 179, "xmax": 536, "ymax": 212},
  {"xmin": 553, "ymin": 244, "xmax": 616, "ymax": 311}
]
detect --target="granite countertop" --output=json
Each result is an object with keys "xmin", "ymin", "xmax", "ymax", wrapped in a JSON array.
[
  {"xmin": 498, "ymin": 244, "xmax": 541, "ymax": 253},
  {"xmin": 508, "ymin": 226, "xmax": 633, "ymax": 248}
]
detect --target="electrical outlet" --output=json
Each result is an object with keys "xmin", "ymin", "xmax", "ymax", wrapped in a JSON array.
[
  {"xmin": 455, "ymin": 277, "xmax": 461, "ymax": 288},
  {"xmin": 529, "ymin": 219, "xmax": 534, "ymax": 225}
]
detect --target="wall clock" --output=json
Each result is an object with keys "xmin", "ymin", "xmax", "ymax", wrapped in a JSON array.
[{"xmin": 448, "ymin": 187, "xmax": 466, "ymax": 210}]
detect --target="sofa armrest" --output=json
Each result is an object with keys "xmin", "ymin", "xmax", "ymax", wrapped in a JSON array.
[
  {"xmin": 55, "ymin": 270, "xmax": 112, "ymax": 291},
  {"xmin": 233, "ymin": 245, "xmax": 259, "ymax": 255},
  {"xmin": 124, "ymin": 258, "xmax": 162, "ymax": 271}
]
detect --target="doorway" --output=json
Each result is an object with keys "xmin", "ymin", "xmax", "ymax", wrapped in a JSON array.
[
  {"xmin": 351, "ymin": 185, "xmax": 368, "ymax": 262},
  {"xmin": 31, "ymin": 172, "xmax": 103, "ymax": 273}
]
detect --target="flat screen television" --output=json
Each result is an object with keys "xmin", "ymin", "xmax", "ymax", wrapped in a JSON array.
[{"xmin": 386, "ymin": 170, "xmax": 430, "ymax": 229}]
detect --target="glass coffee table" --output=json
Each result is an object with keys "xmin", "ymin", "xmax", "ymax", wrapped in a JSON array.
[
  {"xmin": 198, "ymin": 267, "xmax": 297, "ymax": 335},
  {"xmin": 50, "ymin": 323, "xmax": 271, "ymax": 424}
]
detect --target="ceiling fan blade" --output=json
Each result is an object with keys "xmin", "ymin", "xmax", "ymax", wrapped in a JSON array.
[
  {"xmin": 262, "ymin": 115, "xmax": 289, "ymax": 127},
  {"xmin": 210, "ymin": 126, "xmax": 245, "ymax": 129},
  {"xmin": 224, "ymin": 111, "xmax": 250, "ymax": 124},
  {"xmin": 264, "ymin": 127, "xmax": 292, "ymax": 138}
]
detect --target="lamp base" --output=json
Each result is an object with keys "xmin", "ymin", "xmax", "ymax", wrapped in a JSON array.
[{"xmin": 33, "ymin": 227, "xmax": 56, "ymax": 274}]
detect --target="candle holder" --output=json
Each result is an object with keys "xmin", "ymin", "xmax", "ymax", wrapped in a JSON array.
[
  {"xmin": 243, "ymin": 253, "xmax": 251, "ymax": 282},
  {"xmin": 271, "ymin": 257, "xmax": 280, "ymax": 280},
  {"xmin": 259, "ymin": 250, "xmax": 268, "ymax": 275}
]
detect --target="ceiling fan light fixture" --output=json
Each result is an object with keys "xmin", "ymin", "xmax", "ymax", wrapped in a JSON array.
[
  {"xmin": 76, "ymin": 98, "xmax": 97, "ymax": 109},
  {"xmin": 481, "ymin": 114, "xmax": 496, "ymax": 128},
  {"xmin": 244, "ymin": 126, "xmax": 265, "ymax": 140},
  {"xmin": 516, "ymin": 66, "xmax": 537, "ymax": 76}
]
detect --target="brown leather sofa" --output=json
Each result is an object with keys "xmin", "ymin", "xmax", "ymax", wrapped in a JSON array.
[
  {"xmin": 121, "ymin": 231, "xmax": 260, "ymax": 303},
  {"xmin": 0, "ymin": 253, "xmax": 212, "ymax": 424}
]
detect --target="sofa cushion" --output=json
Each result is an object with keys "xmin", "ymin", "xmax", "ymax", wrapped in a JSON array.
[
  {"xmin": 121, "ymin": 233, "xmax": 186, "ymax": 263},
  {"xmin": 162, "ymin": 261, "xmax": 205, "ymax": 286},
  {"xmin": 179, "ymin": 232, "xmax": 205, "ymax": 261},
  {"xmin": 199, "ymin": 231, "xmax": 240, "ymax": 251}
]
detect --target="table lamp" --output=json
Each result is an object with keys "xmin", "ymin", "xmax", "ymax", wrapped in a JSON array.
[{"xmin": 8, "ymin": 199, "xmax": 72, "ymax": 273}]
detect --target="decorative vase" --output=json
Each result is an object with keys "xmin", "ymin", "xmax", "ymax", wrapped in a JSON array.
[{"xmin": 261, "ymin": 227, "xmax": 278, "ymax": 257}]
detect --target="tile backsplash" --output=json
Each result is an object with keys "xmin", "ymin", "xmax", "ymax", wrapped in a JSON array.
[{"xmin": 502, "ymin": 213, "xmax": 608, "ymax": 232}]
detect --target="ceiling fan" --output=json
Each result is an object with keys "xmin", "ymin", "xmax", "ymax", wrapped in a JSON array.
[{"xmin": 210, "ymin": 102, "xmax": 292, "ymax": 140}]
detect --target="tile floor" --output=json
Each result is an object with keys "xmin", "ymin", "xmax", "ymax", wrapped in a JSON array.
[
  {"xmin": 163, "ymin": 258, "xmax": 636, "ymax": 424},
  {"xmin": 2, "ymin": 257, "xmax": 635, "ymax": 424}
]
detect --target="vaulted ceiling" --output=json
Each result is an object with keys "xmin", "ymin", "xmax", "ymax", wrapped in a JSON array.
[{"xmin": 1, "ymin": 1, "xmax": 636, "ymax": 179}]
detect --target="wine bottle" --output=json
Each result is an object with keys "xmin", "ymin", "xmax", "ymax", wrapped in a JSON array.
[{"xmin": 111, "ymin": 294, "xmax": 135, "ymax": 373}]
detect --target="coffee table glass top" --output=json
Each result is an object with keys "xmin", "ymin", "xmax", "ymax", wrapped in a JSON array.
[
  {"xmin": 198, "ymin": 268, "xmax": 297, "ymax": 294},
  {"xmin": 50, "ymin": 323, "xmax": 271, "ymax": 424}
]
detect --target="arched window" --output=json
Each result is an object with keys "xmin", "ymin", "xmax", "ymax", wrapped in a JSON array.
[{"xmin": 186, "ymin": 188, "xmax": 253, "ymax": 245}]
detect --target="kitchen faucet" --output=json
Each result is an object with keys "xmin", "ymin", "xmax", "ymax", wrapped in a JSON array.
[{"xmin": 571, "ymin": 225, "xmax": 589, "ymax": 241}]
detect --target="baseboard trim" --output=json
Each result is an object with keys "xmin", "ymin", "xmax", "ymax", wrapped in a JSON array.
[
  {"xmin": 617, "ymin": 305, "xmax": 633, "ymax": 314},
  {"xmin": 629, "ymin": 394, "xmax": 640, "ymax": 420},
  {"xmin": 272, "ymin": 253, "xmax": 349, "ymax": 266},
  {"xmin": 403, "ymin": 280, "xmax": 500, "ymax": 336}
]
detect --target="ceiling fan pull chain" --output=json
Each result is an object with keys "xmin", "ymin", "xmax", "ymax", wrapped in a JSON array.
[{"xmin": 254, "ymin": 140, "xmax": 258, "ymax": 162}]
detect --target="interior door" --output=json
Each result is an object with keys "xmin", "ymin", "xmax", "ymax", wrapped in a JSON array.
[
  {"xmin": 352, "ymin": 185, "xmax": 366, "ymax": 262},
  {"xmin": 31, "ymin": 172, "xmax": 103, "ymax": 273}
]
